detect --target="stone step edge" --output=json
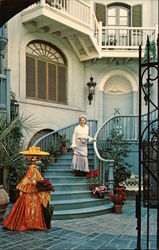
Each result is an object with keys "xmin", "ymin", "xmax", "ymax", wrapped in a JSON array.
[
  {"xmin": 52, "ymin": 190, "xmax": 91, "ymax": 195},
  {"xmin": 51, "ymin": 197, "xmax": 109, "ymax": 205},
  {"xmin": 53, "ymin": 183, "xmax": 90, "ymax": 186},
  {"xmin": 53, "ymin": 203, "xmax": 114, "ymax": 215},
  {"xmin": 46, "ymin": 176, "xmax": 88, "ymax": 179}
]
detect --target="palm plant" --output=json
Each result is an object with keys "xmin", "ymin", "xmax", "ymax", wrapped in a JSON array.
[{"xmin": 0, "ymin": 113, "xmax": 37, "ymax": 196}]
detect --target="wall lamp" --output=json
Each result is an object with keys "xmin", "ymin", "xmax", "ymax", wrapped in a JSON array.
[{"xmin": 87, "ymin": 76, "xmax": 96, "ymax": 105}]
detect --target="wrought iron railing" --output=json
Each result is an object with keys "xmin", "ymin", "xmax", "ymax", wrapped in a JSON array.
[
  {"xmin": 93, "ymin": 110, "xmax": 158, "ymax": 193},
  {"xmin": 33, "ymin": 119, "xmax": 98, "ymax": 152}
]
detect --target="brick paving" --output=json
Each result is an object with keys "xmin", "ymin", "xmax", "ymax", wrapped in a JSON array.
[{"xmin": 0, "ymin": 200, "xmax": 157, "ymax": 250}]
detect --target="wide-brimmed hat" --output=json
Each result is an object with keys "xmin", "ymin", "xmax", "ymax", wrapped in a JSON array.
[{"xmin": 19, "ymin": 146, "xmax": 49, "ymax": 156}]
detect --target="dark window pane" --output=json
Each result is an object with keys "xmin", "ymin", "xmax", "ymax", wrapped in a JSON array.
[
  {"xmin": 26, "ymin": 57, "xmax": 35, "ymax": 98},
  {"xmin": 58, "ymin": 66, "xmax": 66, "ymax": 104},
  {"xmin": 38, "ymin": 60, "xmax": 46, "ymax": 99},
  {"xmin": 48, "ymin": 63, "xmax": 56, "ymax": 101}
]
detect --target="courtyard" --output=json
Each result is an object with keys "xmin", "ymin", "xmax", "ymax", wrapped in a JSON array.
[{"xmin": 0, "ymin": 200, "xmax": 157, "ymax": 250}]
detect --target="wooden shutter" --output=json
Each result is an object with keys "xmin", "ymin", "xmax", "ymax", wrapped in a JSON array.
[
  {"xmin": 95, "ymin": 3, "xmax": 106, "ymax": 26},
  {"xmin": 58, "ymin": 66, "xmax": 66, "ymax": 104},
  {"xmin": 48, "ymin": 63, "xmax": 56, "ymax": 101},
  {"xmin": 38, "ymin": 60, "xmax": 46, "ymax": 99},
  {"xmin": 132, "ymin": 5, "xmax": 142, "ymax": 27},
  {"xmin": 26, "ymin": 57, "xmax": 35, "ymax": 98}
]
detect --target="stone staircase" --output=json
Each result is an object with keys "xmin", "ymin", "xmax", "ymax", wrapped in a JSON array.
[{"xmin": 44, "ymin": 143, "xmax": 113, "ymax": 220}]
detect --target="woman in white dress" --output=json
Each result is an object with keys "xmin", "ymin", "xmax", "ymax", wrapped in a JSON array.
[{"xmin": 71, "ymin": 115, "xmax": 95, "ymax": 176}]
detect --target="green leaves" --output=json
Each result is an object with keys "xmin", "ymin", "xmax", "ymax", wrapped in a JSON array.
[{"xmin": 99, "ymin": 128, "xmax": 132, "ymax": 186}]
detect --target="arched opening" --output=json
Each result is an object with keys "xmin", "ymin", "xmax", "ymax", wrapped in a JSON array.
[{"xmin": 28, "ymin": 129, "xmax": 53, "ymax": 147}]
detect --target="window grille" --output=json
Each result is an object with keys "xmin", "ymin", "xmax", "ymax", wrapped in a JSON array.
[{"xmin": 26, "ymin": 40, "xmax": 67, "ymax": 104}]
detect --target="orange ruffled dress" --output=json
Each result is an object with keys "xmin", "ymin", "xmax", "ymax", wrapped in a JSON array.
[{"xmin": 3, "ymin": 164, "xmax": 50, "ymax": 231}]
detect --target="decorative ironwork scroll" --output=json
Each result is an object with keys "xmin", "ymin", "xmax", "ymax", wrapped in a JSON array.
[{"xmin": 137, "ymin": 35, "xmax": 159, "ymax": 250}]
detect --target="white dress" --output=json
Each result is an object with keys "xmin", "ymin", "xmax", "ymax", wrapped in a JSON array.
[{"xmin": 71, "ymin": 125, "xmax": 93, "ymax": 172}]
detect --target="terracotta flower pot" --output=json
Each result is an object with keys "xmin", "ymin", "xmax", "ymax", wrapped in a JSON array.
[
  {"xmin": 0, "ymin": 185, "xmax": 10, "ymax": 221},
  {"xmin": 114, "ymin": 204, "xmax": 122, "ymax": 213},
  {"xmin": 61, "ymin": 146, "xmax": 68, "ymax": 153}
]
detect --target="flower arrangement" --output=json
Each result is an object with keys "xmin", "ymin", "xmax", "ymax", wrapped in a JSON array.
[
  {"xmin": 87, "ymin": 169, "xmax": 100, "ymax": 185},
  {"xmin": 91, "ymin": 184, "xmax": 108, "ymax": 198},
  {"xmin": 36, "ymin": 179, "xmax": 55, "ymax": 192},
  {"xmin": 87, "ymin": 170, "xmax": 108, "ymax": 198},
  {"xmin": 109, "ymin": 187, "xmax": 127, "ymax": 205}
]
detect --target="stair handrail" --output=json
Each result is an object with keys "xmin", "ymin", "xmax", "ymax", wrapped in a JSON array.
[
  {"xmin": 93, "ymin": 109, "xmax": 157, "ymax": 193},
  {"xmin": 33, "ymin": 119, "xmax": 98, "ymax": 152}
]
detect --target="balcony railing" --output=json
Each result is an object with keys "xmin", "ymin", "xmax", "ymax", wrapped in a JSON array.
[
  {"xmin": 33, "ymin": 119, "xmax": 98, "ymax": 152},
  {"xmin": 101, "ymin": 26, "xmax": 156, "ymax": 50},
  {"xmin": 22, "ymin": 0, "xmax": 157, "ymax": 55}
]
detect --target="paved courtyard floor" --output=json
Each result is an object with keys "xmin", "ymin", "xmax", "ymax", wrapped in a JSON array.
[{"xmin": 0, "ymin": 200, "xmax": 157, "ymax": 250}]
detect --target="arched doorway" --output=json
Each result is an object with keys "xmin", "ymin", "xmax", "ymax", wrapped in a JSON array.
[{"xmin": 28, "ymin": 129, "xmax": 53, "ymax": 147}]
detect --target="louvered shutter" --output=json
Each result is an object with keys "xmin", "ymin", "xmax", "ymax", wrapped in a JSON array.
[
  {"xmin": 48, "ymin": 63, "xmax": 56, "ymax": 101},
  {"xmin": 38, "ymin": 60, "xmax": 46, "ymax": 99},
  {"xmin": 26, "ymin": 57, "xmax": 35, "ymax": 98},
  {"xmin": 58, "ymin": 66, "xmax": 66, "ymax": 104},
  {"xmin": 95, "ymin": 3, "xmax": 106, "ymax": 26},
  {"xmin": 132, "ymin": 5, "xmax": 142, "ymax": 27}
]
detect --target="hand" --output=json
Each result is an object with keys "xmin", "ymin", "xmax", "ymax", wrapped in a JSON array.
[
  {"xmin": 93, "ymin": 138, "xmax": 96, "ymax": 142},
  {"xmin": 72, "ymin": 147, "xmax": 76, "ymax": 151}
]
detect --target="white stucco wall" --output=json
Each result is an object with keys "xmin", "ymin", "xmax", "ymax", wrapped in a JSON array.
[
  {"xmin": 8, "ymin": 13, "xmax": 88, "ymax": 146},
  {"xmin": 7, "ymin": 0, "xmax": 158, "ymax": 147}
]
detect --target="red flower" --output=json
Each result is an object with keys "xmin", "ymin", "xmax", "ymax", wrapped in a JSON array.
[
  {"xmin": 36, "ymin": 179, "xmax": 55, "ymax": 192},
  {"xmin": 116, "ymin": 195, "xmax": 123, "ymax": 202},
  {"xmin": 90, "ymin": 184, "xmax": 96, "ymax": 191},
  {"xmin": 109, "ymin": 194, "xmax": 115, "ymax": 202},
  {"xmin": 94, "ymin": 169, "xmax": 100, "ymax": 177},
  {"xmin": 123, "ymin": 195, "xmax": 127, "ymax": 201},
  {"xmin": 109, "ymin": 188, "xmax": 127, "ymax": 205},
  {"xmin": 87, "ymin": 169, "xmax": 100, "ymax": 185}
]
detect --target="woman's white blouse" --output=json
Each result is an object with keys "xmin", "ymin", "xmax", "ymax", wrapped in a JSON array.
[{"xmin": 71, "ymin": 124, "xmax": 93, "ymax": 148}]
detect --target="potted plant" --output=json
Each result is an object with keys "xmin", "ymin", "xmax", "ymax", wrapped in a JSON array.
[
  {"xmin": 87, "ymin": 169, "xmax": 100, "ymax": 186},
  {"xmin": 91, "ymin": 185, "xmax": 109, "ymax": 199},
  {"xmin": 99, "ymin": 128, "xmax": 132, "ymax": 187},
  {"xmin": 39, "ymin": 142, "xmax": 62, "ymax": 174},
  {"xmin": 59, "ymin": 134, "xmax": 70, "ymax": 153},
  {"xmin": 87, "ymin": 169, "xmax": 108, "ymax": 199},
  {"xmin": 109, "ymin": 187, "xmax": 127, "ymax": 213}
]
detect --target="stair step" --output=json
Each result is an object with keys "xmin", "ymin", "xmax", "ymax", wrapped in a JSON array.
[
  {"xmin": 37, "ymin": 138, "xmax": 113, "ymax": 219},
  {"xmin": 51, "ymin": 197, "xmax": 110, "ymax": 210},
  {"xmin": 52, "ymin": 203, "xmax": 114, "ymax": 220},
  {"xmin": 51, "ymin": 190, "xmax": 91, "ymax": 200},
  {"xmin": 48, "ymin": 176, "xmax": 88, "ymax": 184},
  {"xmin": 53, "ymin": 183, "xmax": 90, "ymax": 191},
  {"xmin": 45, "ymin": 169, "xmax": 75, "ymax": 177}
]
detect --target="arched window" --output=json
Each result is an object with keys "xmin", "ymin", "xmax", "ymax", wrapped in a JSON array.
[
  {"xmin": 107, "ymin": 4, "xmax": 130, "ymax": 27},
  {"xmin": 26, "ymin": 40, "xmax": 67, "ymax": 104}
]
